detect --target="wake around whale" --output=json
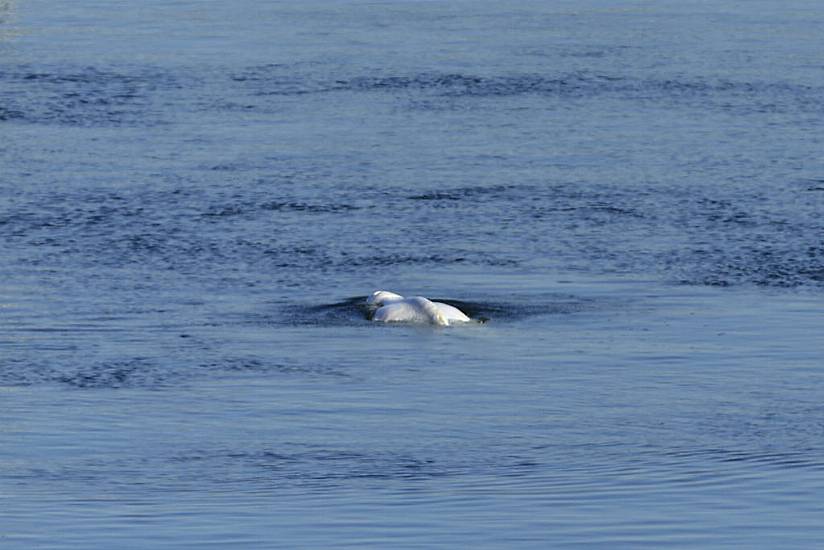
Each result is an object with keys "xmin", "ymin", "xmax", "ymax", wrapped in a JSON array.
[{"xmin": 366, "ymin": 291, "xmax": 472, "ymax": 326}]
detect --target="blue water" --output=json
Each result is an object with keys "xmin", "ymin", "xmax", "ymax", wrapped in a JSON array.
[{"xmin": 3, "ymin": 1, "xmax": 824, "ymax": 547}]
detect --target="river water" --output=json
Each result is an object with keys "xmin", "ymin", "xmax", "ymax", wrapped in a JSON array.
[{"xmin": 2, "ymin": 1, "xmax": 824, "ymax": 547}]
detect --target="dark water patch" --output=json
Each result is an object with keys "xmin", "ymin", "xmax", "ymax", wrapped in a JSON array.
[
  {"xmin": 0, "ymin": 359, "xmax": 59, "ymax": 387},
  {"xmin": 248, "ymin": 448, "xmax": 451, "ymax": 483},
  {"xmin": 55, "ymin": 357, "xmax": 170, "ymax": 389},
  {"xmin": 433, "ymin": 297, "xmax": 595, "ymax": 321},
  {"xmin": 229, "ymin": 66, "xmax": 824, "ymax": 116},
  {"xmin": 801, "ymin": 178, "xmax": 824, "ymax": 192},
  {"xmin": 0, "ymin": 105, "xmax": 24, "ymax": 121},
  {"xmin": 167, "ymin": 445, "xmax": 542, "ymax": 489},
  {"xmin": 445, "ymin": 181, "xmax": 824, "ymax": 290},
  {"xmin": 261, "ymin": 201, "xmax": 362, "ymax": 214},
  {"xmin": 198, "ymin": 357, "xmax": 351, "ymax": 379},
  {"xmin": 0, "ymin": 354, "xmax": 347, "ymax": 389},
  {"xmin": 528, "ymin": 202, "xmax": 646, "ymax": 222},
  {"xmin": 342, "ymin": 72, "xmax": 629, "ymax": 100},
  {"xmin": 32, "ymin": 438, "xmax": 817, "ymax": 497},
  {"xmin": 202, "ymin": 200, "xmax": 362, "ymax": 219},
  {"xmin": 5, "ymin": 176, "xmax": 823, "ymax": 290},
  {"xmin": 280, "ymin": 297, "xmax": 372, "ymax": 327},
  {"xmin": 408, "ymin": 184, "xmax": 518, "ymax": 202},
  {"xmin": 345, "ymin": 253, "xmax": 499, "ymax": 268},
  {"xmin": 663, "ymin": 447, "xmax": 824, "ymax": 472},
  {"xmin": 229, "ymin": 63, "xmax": 342, "ymax": 96},
  {"xmin": 0, "ymin": 356, "xmax": 180, "ymax": 390},
  {"xmin": 0, "ymin": 446, "xmax": 533, "ymax": 495},
  {"xmin": 617, "ymin": 76, "xmax": 824, "ymax": 115},
  {"xmin": 672, "ymin": 241, "xmax": 824, "ymax": 289},
  {"xmin": 202, "ymin": 205, "xmax": 247, "ymax": 219},
  {"xmin": 0, "ymin": 63, "xmax": 179, "ymax": 126},
  {"xmin": 231, "ymin": 66, "xmax": 612, "ymax": 100}
]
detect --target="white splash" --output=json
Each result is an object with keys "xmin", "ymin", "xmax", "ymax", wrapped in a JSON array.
[{"xmin": 366, "ymin": 290, "xmax": 471, "ymax": 326}]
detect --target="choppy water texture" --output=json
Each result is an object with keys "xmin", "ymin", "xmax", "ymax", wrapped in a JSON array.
[{"xmin": 2, "ymin": 1, "xmax": 824, "ymax": 548}]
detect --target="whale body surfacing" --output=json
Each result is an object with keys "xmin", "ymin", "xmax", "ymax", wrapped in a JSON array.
[{"xmin": 366, "ymin": 290, "xmax": 471, "ymax": 326}]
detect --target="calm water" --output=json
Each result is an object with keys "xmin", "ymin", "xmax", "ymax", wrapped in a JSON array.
[{"xmin": 3, "ymin": 1, "xmax": 824, "ymax": 547}]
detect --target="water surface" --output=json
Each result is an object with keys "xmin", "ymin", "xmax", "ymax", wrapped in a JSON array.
[{"xmin": 2, "ymin": 1, "xmax": 824, "ymax": 548}]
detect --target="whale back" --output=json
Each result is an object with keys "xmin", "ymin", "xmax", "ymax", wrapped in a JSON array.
[
  {"xmin": 408, "ymin": 296, "xmax": 449, "ymax": 326},
  {"xmin": 433, "ymin": 302, "xmax": 471, "ymax": 323},
  {"xmin": 372, "ymin": 296, "xmax": 450, "ymax": 326}
]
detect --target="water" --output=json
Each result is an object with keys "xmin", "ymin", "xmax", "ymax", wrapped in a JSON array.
[{"xmin": 2, "ymin": 0, "xmax": 824, "ymax": 547}]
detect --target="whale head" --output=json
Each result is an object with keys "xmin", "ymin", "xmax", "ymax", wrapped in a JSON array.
[{"xmin": 366, "ymin": 290, "xmax": 405, "ymax": 307}]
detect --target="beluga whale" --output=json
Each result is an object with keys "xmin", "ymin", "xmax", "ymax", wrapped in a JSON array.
[{"xmin": 366, "ymin": 290, "xmax": 472, "ymax": 326}]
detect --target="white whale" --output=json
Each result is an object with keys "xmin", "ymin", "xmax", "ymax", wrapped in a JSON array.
[{"xmin": 366, "ymin": 290, "xmax": 471, "ymax": 326}]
